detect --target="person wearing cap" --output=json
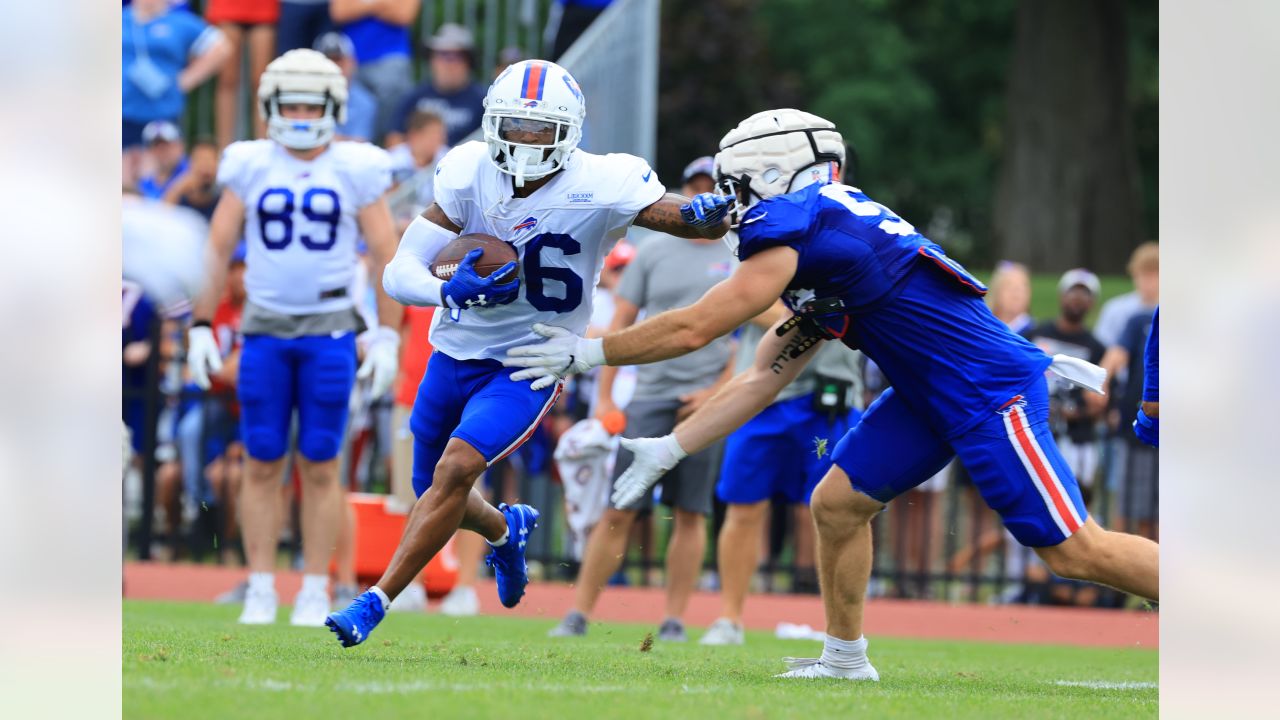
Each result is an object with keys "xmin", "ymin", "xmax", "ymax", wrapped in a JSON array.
[
  {"xmin": 137, "ymin": 121, "xmax": 190, "ymax": 200},
  {"xmin": 330, "ymin": 0, "xmax": 421, "ymax": 143},
  {"xmin": 314, "ymin": 32, "xmax": 378, "ymax": 142},
  {"xmin": 547, "ymin": 161, "xmax": 735, "ymax": 642},
  {"xmin": 205, "ymin": 0, "xmax": 280, "ymax": 149},
  {"xmin": 1021, "ymin": 269, "xmax": 1108, "ymax": 489},
  {"xmin": 681, "ymin": 156, "xmax": 717, "ymax": 195},
  {"xmin": 388, "ymin": 23, "xmax": 487, "ymax": 147},
  {"xmin": 123, "ymin": 0, "xmax": 230, "ymax": 187}
]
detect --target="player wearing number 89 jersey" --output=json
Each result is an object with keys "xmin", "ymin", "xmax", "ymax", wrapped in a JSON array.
[
  {"xmin": 323, "ymin": 59, "xmax": 732, "ymax": 648},
  {"xmin": 188, "ymin": 49, "xmax": 403, "ymax": 629}
]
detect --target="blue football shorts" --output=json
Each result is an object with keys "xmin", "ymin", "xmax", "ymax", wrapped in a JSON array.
[
  {"xmin": 237, "ymin": 332, "xmax": 357, "ymax": 462},
  {"xmin": 408, "ymin": 352, "xmax": 561, "ymax": 497},
  {"xmin": 831, "ymin": 378, "xmax": 1088, "ymax": 547},
  {"xmin": 718, "ymin": 393, "xmax": 859, "ymax": 505}
]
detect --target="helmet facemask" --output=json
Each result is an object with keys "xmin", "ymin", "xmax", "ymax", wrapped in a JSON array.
[
  {"xmin": 265, "ymin": 92, "xmax": 338, "ymax": 150},
  {"xmin": 483, "ymin": 111, "xmax": 580, "ymax": 187}
]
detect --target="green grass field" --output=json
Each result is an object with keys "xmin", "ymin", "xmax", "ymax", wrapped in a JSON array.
[{"xmin": 124, "ymin": 600, "xmax": 1156, "ymax": 719}]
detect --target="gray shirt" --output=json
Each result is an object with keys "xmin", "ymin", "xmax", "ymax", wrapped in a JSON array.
[
  {"xmin": 733, "ymin": 322, "xmax": 864, "ymax": 407},
  {"xmin": 616, "ymin": 235, "xmax": 734, "ymax": 401}
]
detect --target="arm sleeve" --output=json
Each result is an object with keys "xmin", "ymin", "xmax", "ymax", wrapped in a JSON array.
[
  {"xmin": 382, "ymin": 215, "xmax": 457, "ymax": 307},
  {"xmin": 1141, "ymin": 307, "xmax": 1159, "ymax": 403}
]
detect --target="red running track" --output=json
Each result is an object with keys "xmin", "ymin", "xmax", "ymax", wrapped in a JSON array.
[{"xmin": 123, "ymin": 562, "xmax": 1157, "ymax": 649}]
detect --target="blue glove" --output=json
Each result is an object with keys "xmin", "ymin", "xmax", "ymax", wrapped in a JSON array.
[
  {"xmin": 440, "ymin": 248, "xmax": 520, "ymax": 310},
  {"xmin": 1133, "ymin": 407, "xmax": 1159, "ymax": 447},
  {"xmin": 680, "ymin": 192, "xmax": 730, "ymax": 227}
]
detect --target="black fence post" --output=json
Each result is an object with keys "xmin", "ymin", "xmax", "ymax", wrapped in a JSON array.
[{"xmin": 136, "ymin": 313, "xmax": 164, "ymax": 561}]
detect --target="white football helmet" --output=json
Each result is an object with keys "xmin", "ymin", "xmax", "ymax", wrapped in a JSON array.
[
  {"xmin": 258, "ymin": 49, "xmax": 348, "ymax": 151},
  {"xmin": 714, "ymin": 109, "xmax": 845, "ymax": 229},
  {"xmin": 482, "ymin": 59, "xmax": 585, "ymax": 186}
]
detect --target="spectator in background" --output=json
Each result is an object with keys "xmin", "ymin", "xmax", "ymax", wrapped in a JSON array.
[
  {"xmin": 162, "ymin": 138, "xmax": 221, "ymax": 220},
  {"xmin": 137, "ymin": 121, "xmax": 189, "ymax": 200},
  {"xmin": 123, "ymin": 0, "xmax": 230, "ymax": 188},
  {"xmin": 177, "ymin": 243, "xmax": 247, "ymax": 565},
  {"xmin": 277, "ymin": 0, "xmax": 333, "ymax": 54},
  {"xmin": 987, "ymin": 260, "xmax": 1034, "ymax": 334},
  {"xmin": 330, "ymin": 0, "xmax": 421, "ymax": 144},
  {"xmin": 549, "ymin": 164, "xmax": 735, "ymax": 642},
  {"xmin": 548, "ymin": 0, "xmax": 614, "ymax": 60},
  {"xmin": 314, "ymin": 32, "xmax": 378, "ymax": 142},
  {"xmin": 390, "ymin": 111, "xmax": 448, "ymax": 182},
  {"xmin": 389, "ymin": 24, "xmax": 486, "ymax": 147},
  {"xmin": 206, "ymin": 0, "xmax": 279, "ymax": 148},
  {"xmin": 1023, "ymin": 269, "xmax": 1108, "ymax": 488},
  {"xmin": 1103, "ymin": 303, "xmax": 1160, "ymax": 541},
  {"xmin": 701, "ymin": 298, "xmax": 863, "ymax": 645},
  {"xmin": 493, "ymin": 46, "xmax": 526, "ymax": 80},
  {"xmin": 1095, "ymin": 242, "xmax": 1160, "ymax": 348}
]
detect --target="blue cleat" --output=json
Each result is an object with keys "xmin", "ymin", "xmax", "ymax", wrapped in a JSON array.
[
  {"xmin": 324, "ymin": 590, "xmax": 386, "ymax": 648},
  {"xmin": 486, "ymin": 503, "xmax": 540, "ymax": 608}
]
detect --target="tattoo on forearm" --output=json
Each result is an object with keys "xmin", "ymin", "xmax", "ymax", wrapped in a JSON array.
[
  {"xmin": 770, "ymin": 332, "xmax": 816, "ymax": 374},
  {"xmin": 636, "ymin": 194, "xmax": 724, "ymax": 238}
]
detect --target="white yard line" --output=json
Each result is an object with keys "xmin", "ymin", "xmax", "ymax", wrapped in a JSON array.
[{"xmin": 1053, "ymin": 680, "xmax": 1158, "ymax": 690}]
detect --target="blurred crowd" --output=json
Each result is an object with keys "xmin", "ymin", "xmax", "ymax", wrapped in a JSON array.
[{"xmin": 122, "ymin": 0, "xmax": 1158, "ymax": 613}]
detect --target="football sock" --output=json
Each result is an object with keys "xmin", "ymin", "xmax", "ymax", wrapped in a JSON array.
[
  {"xmin": 248, "ymin": 572, "xmax": 274, "ymax": 593},
  {"xmin": 488, "ymin": 529, "xmax": 510, "ymax": 547},
  {"xmin": 819, "ymin": 634, "xmax": 869, "ymax": 670},
  {"xmin": 369, "ymin": 586, "xmax": 391, "ymax": 610},
  {"xmin": 301, "ymin": 574, "xmax": 328, "ymax": 595}
]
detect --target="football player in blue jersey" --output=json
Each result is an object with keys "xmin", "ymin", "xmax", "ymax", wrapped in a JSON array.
[
  {"xmin": 506, "ymin": 109, "xmax": 1160, "ymax": 681},
  {"xmin": 1133, "ymin": 307, "xmax": 1159, "ymax": 447}
]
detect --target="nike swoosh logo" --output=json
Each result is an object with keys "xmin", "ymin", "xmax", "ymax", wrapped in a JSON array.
[
  {"xmin": 641, "ymin": 170, "xmax": 652, "ymax": 182},
  {"xmin": 742, "ymin": 212, "xmax": 768, "ymax": 225}
]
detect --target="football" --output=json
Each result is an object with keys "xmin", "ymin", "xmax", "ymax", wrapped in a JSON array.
[{"xmin": 430, "ymin": 233, "xmax": 519, "ymax": 283}]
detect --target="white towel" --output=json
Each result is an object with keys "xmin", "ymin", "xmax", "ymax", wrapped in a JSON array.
[{"xmin": 1048, "ymin": 354, "xmax": 1108, "ymax": 395}]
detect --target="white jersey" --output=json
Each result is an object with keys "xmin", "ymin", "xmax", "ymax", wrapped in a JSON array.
[
  {"xmin": 430, "ymin": 141, "xmax": 665, "ymax": 361},
  {"xmin": 219, "ymin": 139, "xmax": 392, "ymax": 315}
]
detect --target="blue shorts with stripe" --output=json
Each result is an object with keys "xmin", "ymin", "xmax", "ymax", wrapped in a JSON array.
[
  {"xmin": 718, "ymin": 393, "xmax": 860, "ymax": 505},
  {"xmin": 237, "ymin": 333, "xmax": 357, "ymax": 462},
  {"xmin": 409, "ymin": 352, "xmax": 560, "ymax": 497},
  {"xmin": 831, "ymin": 377, "xmax": 1088, "ymax": 547}
]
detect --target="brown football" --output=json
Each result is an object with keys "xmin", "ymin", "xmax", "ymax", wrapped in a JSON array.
[{"xmin": 430, "ymin": 233, "xmax": 519, "ymax": 283}]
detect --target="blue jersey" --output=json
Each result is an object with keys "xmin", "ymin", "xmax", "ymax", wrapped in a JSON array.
[{"xmin": 738, "ymin": 183, "xmax": 1051, "ymax": 438}]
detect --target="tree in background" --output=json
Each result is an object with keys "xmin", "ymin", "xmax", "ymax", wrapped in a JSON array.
[
  {"xmin": 994, "ymin": 0, "xmax": 1149, "ymax": 273},
  {"xmin": 656, "ymin": 0, "xmax": 1156, "ymax": 273}
]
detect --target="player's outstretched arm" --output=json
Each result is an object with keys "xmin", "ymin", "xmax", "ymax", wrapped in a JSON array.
[
  {"xmin": 356, "ymin": 196, "xmax": 406, "ymax": 397},
  {"xmin": 634, "ymin": 193, "xmax": 731, "ymax": 239},
  {"xmin": 611, "ymin": 315, "xmax": 819, "ymax": 508},
  {"xmin": 504, "ymin": 246, "xmax": 795, "ymax": 389},
  {"xmin": 381, "ymin": 204, "xmax": 460, "ymax": 307}
]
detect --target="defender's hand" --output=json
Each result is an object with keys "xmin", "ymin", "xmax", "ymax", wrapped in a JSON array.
[
  {"xmin": 680, "ymin": 192, "xmax": 730, "ymax": 228},
  {"xmin": 610, "ymin": 435, "xmax": 689, "ymax": 509},
  {"xmin": 441, "ymin": 248, "xmax": 520, "ymax": 309},
  {"xmin": 186, "ymin": 325, "xmax": 223, "ymax": 390},
  {"xmin": 504, "ymin": 323, "xmax": 605, "ymax": 390},
  {"xmin": 356, "ymin": 326, "xmax": 401, "ymax": 399},
  {"xmin": 1133, "ymin": 407, "xmax": 1159, "ymax": 447}
]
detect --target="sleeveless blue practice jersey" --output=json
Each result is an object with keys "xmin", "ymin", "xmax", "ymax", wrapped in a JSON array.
[{"xmin": 737, "ymin": 183, "xmax": 1052, "ymax": 439}]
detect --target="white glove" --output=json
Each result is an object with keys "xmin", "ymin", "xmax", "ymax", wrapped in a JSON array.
[
  {"xmin": 186, "ymin": 325, "xmax": 222, "ymax": 390},
  {"xmin": 504, "ymin": 323, "xmax": 605, "ymax": 391},
  {"xmin": 610, "ymin": 434, "xmax": 689, "ymax": 509},
  {"xmin": 357, "ymin": 326, "xmax": 401, "ymax": 399}
]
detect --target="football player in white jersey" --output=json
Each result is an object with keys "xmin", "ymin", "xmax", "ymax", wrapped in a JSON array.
[
  {"xmin": 325, "ymin": 59, "xmax": 731, "ymax": 647},
  {"xmin": 187, "ymin": 49, "xmax": 403, "ymax": 627}
]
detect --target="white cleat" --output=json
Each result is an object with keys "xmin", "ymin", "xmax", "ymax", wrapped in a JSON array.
[
  {"xmin": 438, "ymin": 586, "xmax": 479, "ymax": 617},
  {"xmin": 775, "ymin": 657, "xmax": 880, "ymax": 681},
  {"xmin": 388, "ymin": 582, "xmax": 428, "ymax": 613},
  {"xmin": 699, "ymin": 618, "xmax": 745, "ymax": 646},
  {"xmin": 238, "ymin": 586, "xmax": 278, "ymax": 625},
  {"xmin": 289, "ymin": 587, "xmax": 332, "ymax": 626}
]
